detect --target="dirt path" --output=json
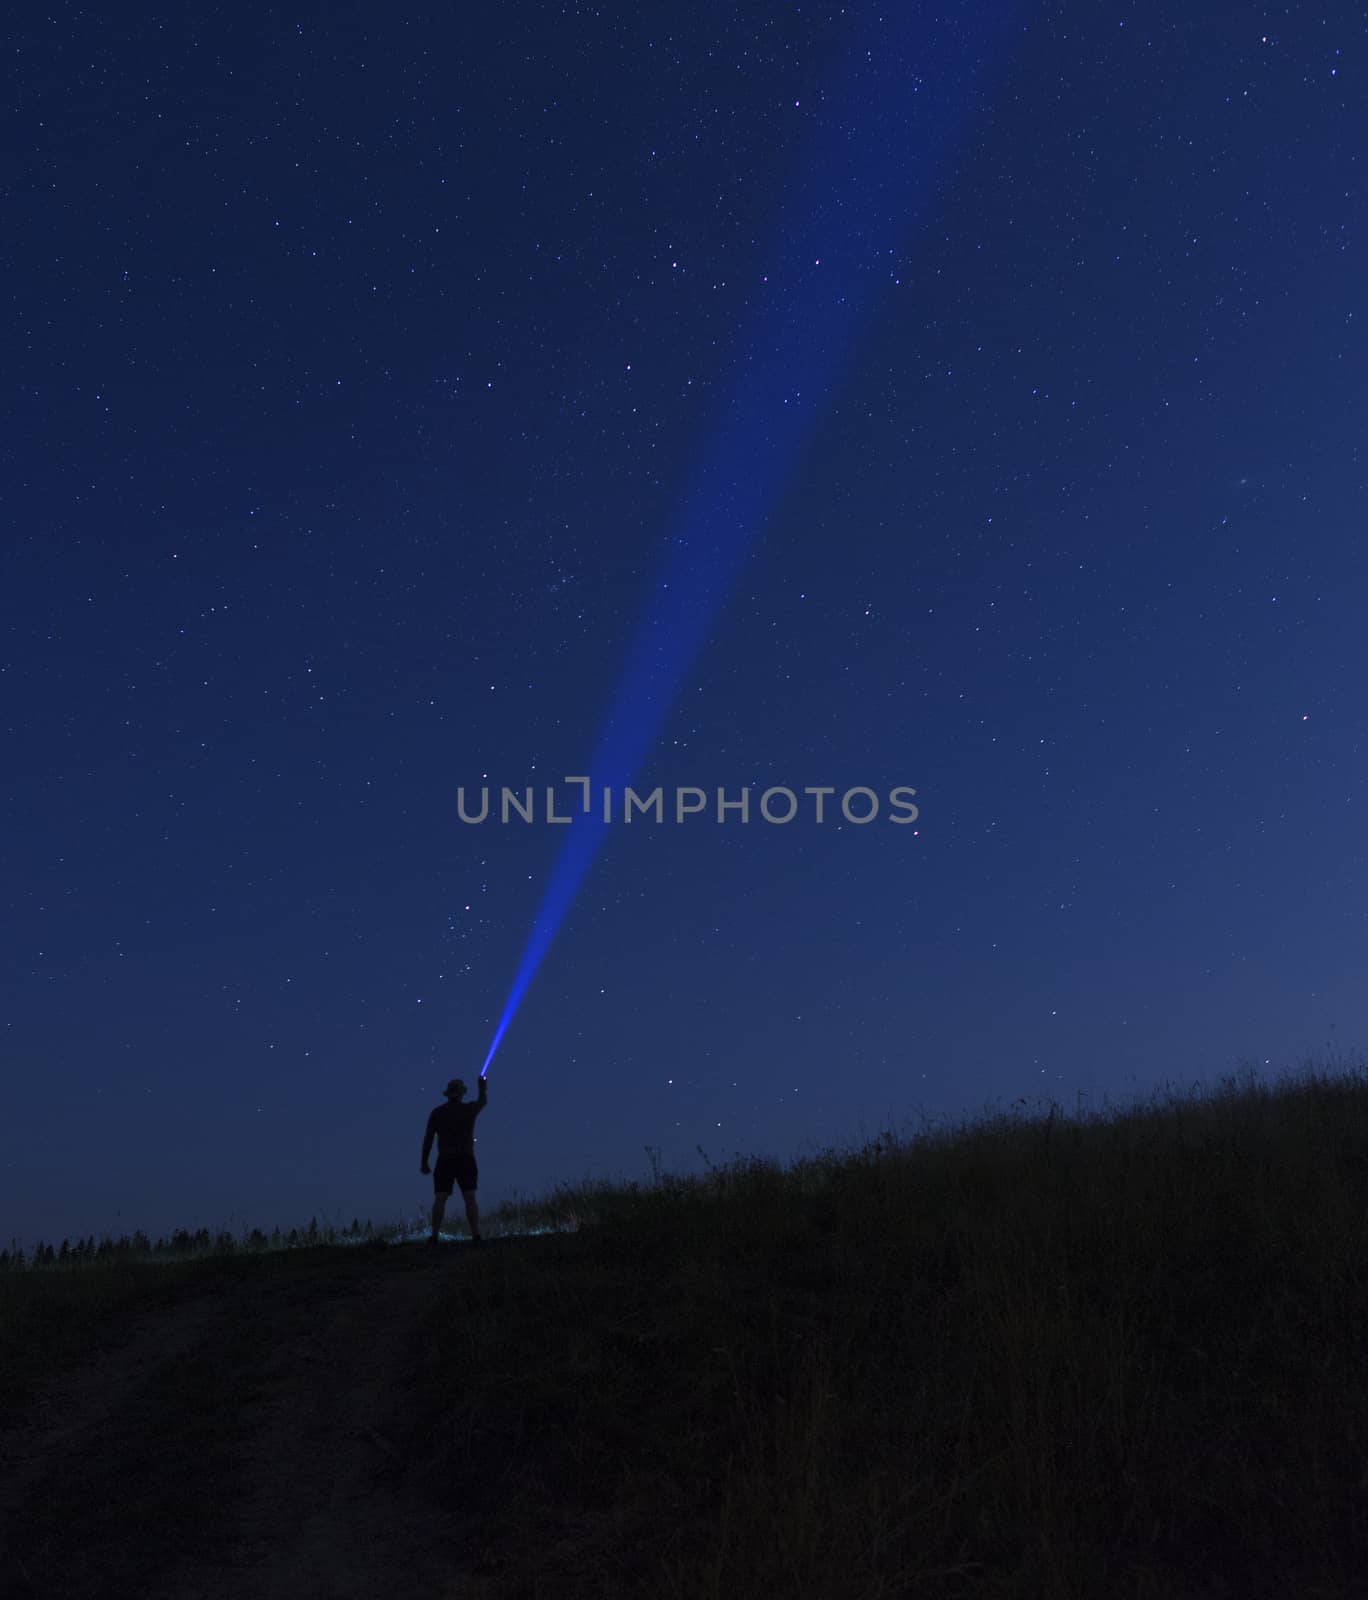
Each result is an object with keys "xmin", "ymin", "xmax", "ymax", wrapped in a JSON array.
[
  {"xmin": 1, "ymin": 1247, "xmax": 498, "ymax": 1600},
  {"xmin": 0, "ymin": 1288, "xmax": 223, "ymax": 1554},
  {"xmin": 159, "ymin": 1247, "xmax": 494, "ymax": 1600}
]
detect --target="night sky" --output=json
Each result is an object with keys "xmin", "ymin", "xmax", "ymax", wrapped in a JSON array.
[{"xmin": 4, "ymin": 3, "xmax": 1364, "ymax": 1251}]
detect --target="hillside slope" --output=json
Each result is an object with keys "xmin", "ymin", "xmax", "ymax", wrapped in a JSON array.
[{"xmin": 4, "ymin": 1064, "xmax": 1368, "ymax": 1598}]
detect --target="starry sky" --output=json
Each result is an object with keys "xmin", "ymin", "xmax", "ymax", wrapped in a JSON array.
[{"xmin": 3, "ymin": 2, "xmax": 1364, "ymax": 1250}]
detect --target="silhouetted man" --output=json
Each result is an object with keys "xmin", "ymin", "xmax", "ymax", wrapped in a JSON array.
[{"xmin": 420, "ymin": 1075, "xmax": 488, "ymax": 1246}]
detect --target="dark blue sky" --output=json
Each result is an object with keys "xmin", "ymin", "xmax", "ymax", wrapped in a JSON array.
[{"xmin": 3, "ymin": 2, "xmax": 1364, "ymax": 1249}]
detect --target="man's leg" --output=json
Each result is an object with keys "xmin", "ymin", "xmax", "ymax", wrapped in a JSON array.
[
  {"xmin": 431, "ymin": 1190, "xmax": 449, "ymax": 1242},
  {"xmin": 460, "ymin": 1187, "xmax": 481, "ymax": 1241}
]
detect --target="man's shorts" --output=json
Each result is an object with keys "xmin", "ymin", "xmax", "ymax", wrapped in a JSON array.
[{"xmin": 433, "ymin": 1153, "xmax": 478, "ymax": 1195}]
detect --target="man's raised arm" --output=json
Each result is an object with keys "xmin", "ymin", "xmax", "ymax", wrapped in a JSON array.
[{"xmin": 475, "ymin": 1077, "xmax": 488, "ymax": 1114}]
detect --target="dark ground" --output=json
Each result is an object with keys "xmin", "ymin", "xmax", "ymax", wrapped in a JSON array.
[{"xmin": 1, "ymin": 1243, "xmax": 498, "ymax": 1600}]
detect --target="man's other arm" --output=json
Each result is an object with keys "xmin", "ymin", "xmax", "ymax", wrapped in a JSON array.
[{"xmin": 420, "ymin": 1109, "xmax": 436, "ymax": 1172}]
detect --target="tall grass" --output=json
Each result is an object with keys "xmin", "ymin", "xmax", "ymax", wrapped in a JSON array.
[{"xmin": 413, "ymin": 1056, "xmax": 1368, "ymax": 1597}]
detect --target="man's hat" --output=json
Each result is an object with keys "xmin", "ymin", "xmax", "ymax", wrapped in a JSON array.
[{"xmin": 443, "ymin": 1078, "xmax": 466, "ymax": 1099}]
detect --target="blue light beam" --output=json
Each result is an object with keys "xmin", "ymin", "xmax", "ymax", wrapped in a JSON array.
[{"xmin": 481, "ymin": 3, "xmax": 1022, "ymax": 1077}]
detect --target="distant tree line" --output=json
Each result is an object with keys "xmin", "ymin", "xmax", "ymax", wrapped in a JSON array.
[{"xmin": 0, "ymin": 1216, "xmax": 382, "ymax": 1270}]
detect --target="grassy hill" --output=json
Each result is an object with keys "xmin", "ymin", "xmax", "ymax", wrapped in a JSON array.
[{"xmin": 3, "ymin": 1058, "xmax": 1367, "ymax": 1598}]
